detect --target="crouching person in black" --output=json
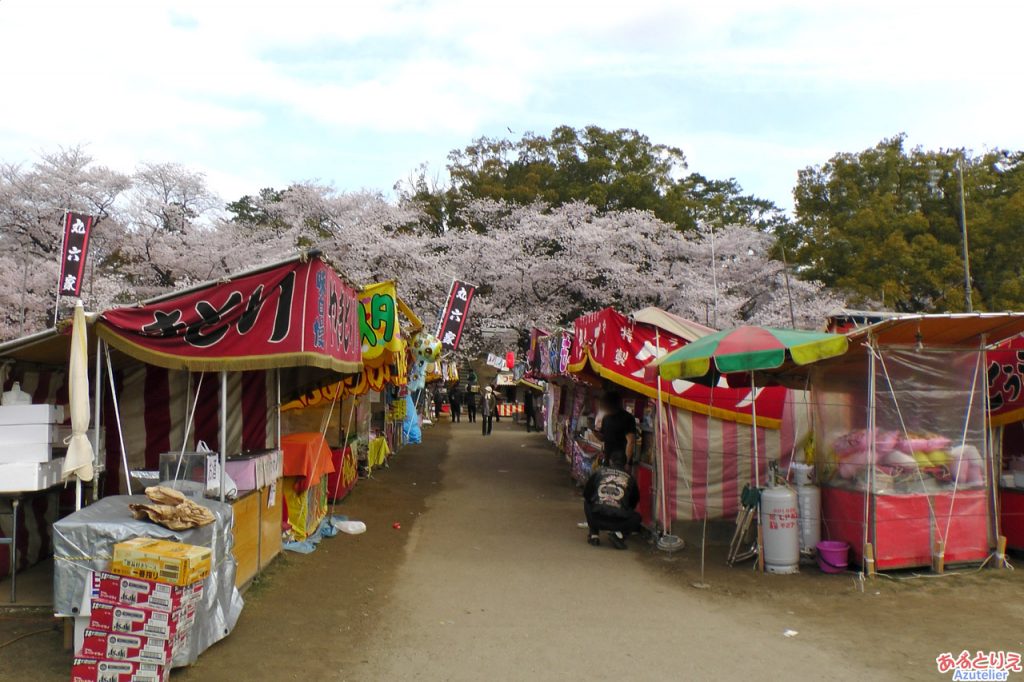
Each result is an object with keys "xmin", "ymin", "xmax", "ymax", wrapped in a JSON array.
[{"xmin": 583, "ymin": 458, "xmax": 642, "ymax": 550}]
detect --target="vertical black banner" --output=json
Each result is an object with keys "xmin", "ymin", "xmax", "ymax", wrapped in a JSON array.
[
  {"xmin": 58, "ymin": 211, "xmax": 95, "ymax": 297},
  {"xmin": 437, "ymin": 280, "xmax": 476, "ymax": 352}
]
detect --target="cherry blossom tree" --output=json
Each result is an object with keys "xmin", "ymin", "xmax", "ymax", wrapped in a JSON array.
[
  {"xmin": 0, "ymin": 148, "xmax": 129, "ymax": 337},
  {"xmin": 0, "ymin": 150, "xmax": 843, "ymax": 347}
]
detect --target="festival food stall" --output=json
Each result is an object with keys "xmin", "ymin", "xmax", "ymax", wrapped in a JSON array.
[
  {"xmin": 565, "ymin": 307, "xmax": 810, "ymax": 533},
  {"xmin": 0, "ymin": 252, "xmax": 364, "ymax": 664},
  {"xmin": 810, "ymin": 314, "xmax": 1024, "ymax": 571},
  {"xmin": 987, "ymin": 336, "xmax": 1024, "ymax": 550},
  {"xmin": 280, "ymin": 280, "xmax": 425, "ymax": 481}
]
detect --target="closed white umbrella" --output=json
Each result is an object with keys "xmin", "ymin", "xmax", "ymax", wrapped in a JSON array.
[{"xmin": 63, "ymin": 300, "xmax": 93, "ymax": 487}]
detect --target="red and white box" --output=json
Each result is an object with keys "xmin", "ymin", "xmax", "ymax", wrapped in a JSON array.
[
  {"xmin": 79, "ymin": 629, "xmax": 175, "ymax": 666},
  {"xmin": 88, "ymin": 600, "xmax": 195, "ymax": 641},
  {"xmin": 71, "ymin": 657, "xmax": 167, "ymax": 682},
  {"xmin": 90, "ymin": 572, "xmax": 203, "ymax": 613}
]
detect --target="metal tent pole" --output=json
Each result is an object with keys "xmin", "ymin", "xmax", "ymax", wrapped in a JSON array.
[
  {"xmin": 220, "ymin": 371, "xmax": 228, "ymax": 503},
  {"xmin": 92, "ymin": 338, "xmax": 103, "ymax": 501}
]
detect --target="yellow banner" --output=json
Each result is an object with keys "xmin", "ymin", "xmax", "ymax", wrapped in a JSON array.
[{"xmin": 360, "ymin": 281, "xmax": 404, "ymax": 368}]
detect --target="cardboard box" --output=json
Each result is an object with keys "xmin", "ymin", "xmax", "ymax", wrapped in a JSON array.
[
  {"xmin": 0, "ymin": 457, "xmax": 65, "ymax": 491},
  {"xmin": 110, "ymin": 538, "xmax": 211, "ymax": 587},
  {"xmin": 91, "ymin": 572, "xmax": 203, "ymax": 613},
  {"xmin": 79, "ymin": 629, "xmax": 175, "ymax": 666},
  {"xmin": 71, "ymin": 657, "xmax": 167, "ymax": 682},
  {"xmin": 88, "ymin": 600, "xmax": 195, "ymax": 641}
]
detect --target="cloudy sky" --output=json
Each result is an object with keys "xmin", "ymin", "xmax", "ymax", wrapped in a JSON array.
[{"xmin": 1, "ymin": 0, "xmax": 1020, "ymax": 210}]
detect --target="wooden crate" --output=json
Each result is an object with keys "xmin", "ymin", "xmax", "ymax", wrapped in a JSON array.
[
  {"xmin": 231, "ymin": 490, "xmax": 260, "ymax": 588},
  {"xmin": 260, "ymin": 481, "xmax": 283, "ymax": 570}
]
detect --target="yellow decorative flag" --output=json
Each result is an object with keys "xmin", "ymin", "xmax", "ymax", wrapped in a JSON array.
[{"xmin": 360, "ymin": 281, "xmax": 403, "ymax": 368}]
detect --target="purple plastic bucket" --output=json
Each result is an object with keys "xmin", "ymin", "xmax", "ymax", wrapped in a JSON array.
[{"xmin": 816, "ymin": 540, "xmax": 850, "ymax": 574}]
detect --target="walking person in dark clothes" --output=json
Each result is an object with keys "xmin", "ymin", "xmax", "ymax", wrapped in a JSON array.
[
  {"xmin": 583, "ymin": 461, "xmax": 642, "ymax": 549},
  {"xmin": 451, "ymin": 386, "xmax": 462, "ymax": 423},
  {"xmin": 433, "ymin": 387, "xmax": 443, "ymax": 421},
  {"xmin": 591, "ymin": 390, "xmax": 637, "ymax": 469},
  {"xmin": 466, "ymin": 387, "xmax": 477, "ymax": 423},
  {"xmin": 523, "ymin": 390, "xmax": 538, "ymax": 432},
  {"xmin": 480, "ymin": 386, "xmax": 495, "ymax": 436}
]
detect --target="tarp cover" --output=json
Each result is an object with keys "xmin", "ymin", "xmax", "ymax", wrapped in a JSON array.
[
  {"xmin": 96, "ymin": 258, "xmax": 362, "ymax": 373},
  {"xmin": 52, "ymin": 495, "xmax": 243, "ymax": 668},
  {"xmin": 568, "ymin": 308, "xmax": 787, "ymax": 428}
]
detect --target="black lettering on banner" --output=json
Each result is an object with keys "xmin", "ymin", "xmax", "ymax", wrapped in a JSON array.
[
  {"xmin": 237, "ymin": 285, "xmax": 266, "ymax": 335},
  {"xmin": 142, "ymin": 310, "xmax": 186, "ymax": 338},
  {"xmin": 269, "ymin": 272, "xmax": 295, "ymax": 343},
  {"xmin": 185, "ymin": 292, "xmax": 243, "ymax": 348}
]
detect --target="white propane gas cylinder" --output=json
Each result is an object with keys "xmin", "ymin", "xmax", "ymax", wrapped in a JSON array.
[
  {"xmin": 760, "ymin": 486, "xmax": 800, "ymax": 574},
  {"xmin": 797, "ymin": 485, "xmax": 821, "ymax": 553}
]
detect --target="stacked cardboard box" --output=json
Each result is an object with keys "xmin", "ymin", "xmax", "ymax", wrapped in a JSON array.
[{"xmin": 70, "ymin": 539, "xmax": 209, "ymax": 682}]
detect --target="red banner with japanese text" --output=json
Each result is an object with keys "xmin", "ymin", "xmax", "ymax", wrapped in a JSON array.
[
  {"xmin": 96, "ymin": 258, "xmax": 362, "ymax": 373},
  {"xmin": 989, "ymin": 337, "xmax": 1024, "ymax": 427},
  {"xmin": 567, "ymin": 308, "xmax": 786, "ymax": 428}
]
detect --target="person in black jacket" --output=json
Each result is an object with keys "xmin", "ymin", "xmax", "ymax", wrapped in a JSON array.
[
  {"xmin": 523, "ymin": 390, "xmax": 537, "ymax": 432},
  {"xmin": 450, "ymin": 386, "xmax": 462, "ymax": 423},
  {"xmin": 466, "ymin": 387, "xmax": 477, "ymax": 423},
  {"xmin": 582, "ymin": 461, "xmax": 642, "ymax": 549}
]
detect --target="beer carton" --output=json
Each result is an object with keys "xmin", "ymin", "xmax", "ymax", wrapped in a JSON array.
[
  {"xmin": 110, "ymin": 538, "xmax": 211, "ymax": 587},
  {"xmin": 91, "ymin": 572, "xmax": 203, "ymax": 613},
  {"xmin": 88, "ymin": 600, "xmax": 195, "ymax": 641},
  {"xmin": 70, "ymin": 657, "xmax": 167, "ymax": 682},
  {"xmin": 79, "ymin": 629, "xmax": 175, "ymax": 666}
]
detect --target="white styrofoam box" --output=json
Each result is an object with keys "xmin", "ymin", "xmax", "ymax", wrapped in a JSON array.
[
  {"xmin": 0, "ymin": 457, "xmax": 65, "ymax": 492},
  {"xmin": 0, "ymin": 442, "xmax": 64, "ymax": 464},
  {"xmin": 0, "ymin": 404, "xmax": 65, "ymax": 426},
  {"xmin": 0, "ymin": 422, "xmax": 71, "ymax": 446}
]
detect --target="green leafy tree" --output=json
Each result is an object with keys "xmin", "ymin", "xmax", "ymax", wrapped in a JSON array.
[
  {"xmin": 785, "ymin": 135, "xmax": 1024, "ymax": 312},
  {"xmin": 404, "ymin": 125, "xmax": 787, "ymax": 233}
]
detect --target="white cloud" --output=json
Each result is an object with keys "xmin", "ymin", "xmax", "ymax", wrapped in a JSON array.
[{"xmin": 0, "ymin": 0, "xmax": 1022, "ymax": 205}]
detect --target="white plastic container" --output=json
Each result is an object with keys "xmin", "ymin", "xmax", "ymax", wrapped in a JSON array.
[
  {"xmin": 1, "ymin": 382, "xmax": 31, "ymax": 406},
  {"xmin": 760, "ymin": 485, "xmax": 800, "ymax": 574},
  {"xmin": 797, "ymin": 485, "xmax": 822, "ymax": 553}
]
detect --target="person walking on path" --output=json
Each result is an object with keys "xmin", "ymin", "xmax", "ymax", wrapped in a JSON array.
[
  {"xmin": 433, "ymin": 387, "xmax": 443, "ymax": 422},
  {"xmin": 523, "ymin": 390, "xmax": 538, "ymax": 433},
  {"xmin": 451, "ymin": 387, "xmax": 462, "ymax": 423},
  {"xmin": 466, "ymin": 387, "xmax": 477, "ymax": 423},
  {"xmin": 480, "ymin": 387, "xmax": 496, "ymax": 436}
]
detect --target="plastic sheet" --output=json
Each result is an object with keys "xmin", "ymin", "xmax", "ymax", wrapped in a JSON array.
[
  {"xmin": 53, "ymin": 495, "xmax": 244, "ymax": 668},
  {"xmin": 813, "ymin": 348, "xmax": 988, "ymax": 494},
  {"xmin": 402, "ymin": 394, "xmax": 421, "ymax": 444}
]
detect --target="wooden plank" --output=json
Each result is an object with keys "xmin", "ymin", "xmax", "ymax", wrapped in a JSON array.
[
  {"xmin": 231, "ymin": 491, "xmax": 260, "ymax": 588},
  {"xmin": 259, "ymin": 481, "xmax": 283, "ymax": 570}
]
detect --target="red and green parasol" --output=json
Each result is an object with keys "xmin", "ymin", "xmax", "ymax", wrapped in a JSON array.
[{"xmin": 652, "ymin": 326, "xmax": 849, "ymax": 381}]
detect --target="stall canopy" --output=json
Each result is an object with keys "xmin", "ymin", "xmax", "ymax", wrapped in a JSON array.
[
  {"xmin": 281, "ymin": 279, "xmax": 420, "ymax": 410},
  {"xmin": 630, "ymin": 307, "xmax": 714, "ymax": 343},
  {"xmin": 96, "ymin": 255, "xmax": 362, "ymax": 374},
  {"xmin": 568, "ymin": 307, "xmax": 787, "ymax": 427}
]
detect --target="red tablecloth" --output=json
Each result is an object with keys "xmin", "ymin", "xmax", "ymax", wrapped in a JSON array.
[{"xmin": 281, "ymin": 433, "xmax": 335, "ymax": 492}]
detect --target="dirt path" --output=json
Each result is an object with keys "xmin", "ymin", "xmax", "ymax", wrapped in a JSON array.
[{"xmin": 3, "ymin": 420, "xmax": 1023, "ymax": 681}]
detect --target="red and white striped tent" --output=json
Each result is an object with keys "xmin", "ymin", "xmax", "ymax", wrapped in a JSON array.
[
  {"xmin": 0, "ymin": 254, "xmax": 363, "ymax": 577},
  {"xmin": 567, "ymin": 307, "xmax": 810, "ymax": 523}
]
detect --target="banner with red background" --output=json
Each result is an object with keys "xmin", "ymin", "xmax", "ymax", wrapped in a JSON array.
[
  {"xmin": 567, "ymin": 308, "xmax": 786, "ymax": 428},
  {"xmin": 97, "ymin": 258, "xmax": 362, "ymax": 373}
]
